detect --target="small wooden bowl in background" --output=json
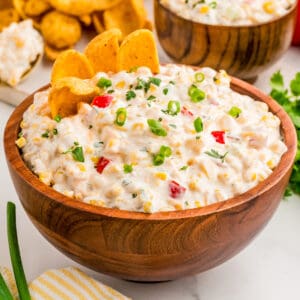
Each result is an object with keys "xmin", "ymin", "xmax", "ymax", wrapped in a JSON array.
[
  {"xmin": 4, "ymin": 78, "xmax": 297, "ymax": 282},
  {"xmin": 154, "ymin": 0, "xmax": 298, "ymax": 81}
]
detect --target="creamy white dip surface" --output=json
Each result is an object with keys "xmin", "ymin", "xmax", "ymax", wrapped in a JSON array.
[
  {"xmin": 17, "ymin": 65, "xmax": 287, "ymax": 213},
  {"xmin": 161, "ymin": 0, "xmax": 296, "ymax": 25},
  {"xmin": 0, "ymin": 20, "xmax": 43, "ymax": 86}
]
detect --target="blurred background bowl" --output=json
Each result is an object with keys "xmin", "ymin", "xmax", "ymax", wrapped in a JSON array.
[
  {"xmin": 4, "ymin": 77, "xmax": 297, "ymax": 282},
  {"xmin": 154, "ymin": 0, "xmax": 298, "ymax": 82}
]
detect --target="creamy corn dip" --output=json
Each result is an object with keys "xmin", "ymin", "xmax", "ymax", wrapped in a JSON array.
[
  {"xmin": 0, "ymin": 20, "xmax": 43, "ymax": 86},
  {"xmin": 17, "ymin": 65, "xmax": 287, "ymax": 213},
  {"xmin": 161, "ymin": 0, "xmax": 296, "ymax": 25}
]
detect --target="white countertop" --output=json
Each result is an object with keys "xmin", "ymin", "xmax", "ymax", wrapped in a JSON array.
[{"xmin": 1, "ymin": 1, "xmax": 300, "ymax": 299}]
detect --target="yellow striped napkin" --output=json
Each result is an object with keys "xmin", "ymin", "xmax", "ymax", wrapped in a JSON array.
[
  {"xmin": 0, "ymin": 266, "xmax": 18, "ymax": 298},
  {"xmin": 0, "ymin": 266, "xmax": 131, "ymax": 300}
]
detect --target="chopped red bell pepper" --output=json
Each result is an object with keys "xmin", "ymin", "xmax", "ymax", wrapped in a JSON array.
[
  {"xmin": 91, "ymin": 95, "xmax": 113, "ymax": 108},
  {"xmin": 211, "ymin": 131, "xmax": 225, "ymax": 144},
  {"xmin": 181, "ymin": 106, "xmax": 194, "ymax": 117},
  {"xmin": 169, "ymin": 180, "xmax": 186, "ymax": 199},
  {"xmin": 96, "ymin": 157, "xmax": 110, "ymax": 174}
]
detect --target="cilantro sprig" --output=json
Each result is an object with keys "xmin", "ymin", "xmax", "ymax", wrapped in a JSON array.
[{"xmin": 270, "ymin": 71, "xmax": 300, "ymax": 196}]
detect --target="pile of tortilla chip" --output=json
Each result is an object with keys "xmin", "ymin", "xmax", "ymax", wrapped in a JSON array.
[
  {"xmin": 49, "ymin": 28, "xmax": 160, "ymax": 118},
  {"xmin": 0, "ymin": 0, "xmax": 151, "ymax": 60}
]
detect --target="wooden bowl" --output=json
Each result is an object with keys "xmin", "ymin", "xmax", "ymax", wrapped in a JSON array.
[
  {"xmin": 4, "ymin": 77, "xmax": 297, "ymax": 282},
  {"xmin": 154, "ymin": 0, "xmax": 298, "ymax": 81}
]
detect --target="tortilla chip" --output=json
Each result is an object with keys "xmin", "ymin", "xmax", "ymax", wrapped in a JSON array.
[
  {"xmin": 51, "ymin": 49, "xmax": 94, "ymax": 83},
  {"xmin": 41, "ymin": 11, "xmax": 81, "ymax": 49},
  {"xmin": 0, "ymin": 8, "xmax": 19, "ymax": 31},
  {"xmin": 92, "ymin": 12, "xmax": 105, "ymax": 34},
  {"xmin": 103, "ymin": 0, "xmax": 147, "ymax": 38},
  {"xmin": 12, "ymin": 0, "xmax": 27, "ymax": 19},
  {"xmin": 78, "ymin": 14, "xmax": 92, "ymax": 26},
  {"xmin": 49, "ymin": 77, "xmax": 99, "ymax": 117},
  {"xmin": 118, "ymin": 29, "xmax": 159, "ymax": 74},
  {"xmin": 24, "ymin": 0, "xmax": 51, "ymax": 17},
  {"xmin": 44, "ymin": 43, "xmax": 70, "ymax": 61},
  {"xmin": 143, "ymin": 19, "xmax": 153, "ymax": 31},
  {"xmin": 49, "ymin": 0, "xmax": 100, "ymax": 16},
  {"xmin": 0, "ymin": 0, "xmax": 14, "ymax": 9},
  {"xmin": 84, "ymin": 28, "xmax": 121, "ymax": 73}
]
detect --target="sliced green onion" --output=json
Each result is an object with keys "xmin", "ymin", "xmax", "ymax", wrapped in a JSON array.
[
  {"xmin": 228, "ymin": 106, "xmax": 242, "ymax": 118},
  {"xmin": 159, "ymin": 145, "xmax": 172, "ymax": 157},
  {"xmin": 54, "ymin": 115, "xmax": 61, "ymax": 123},
  {"xmin": 0, "ymin": 272, "xmax": 14, "ymax": 300},
  {"xmin": 167, "ymin": 101, "xmax": 181, "ymax": 116},
  {"xmin": 97, "ymin": 77, "xmax": 112, "ymax": 88},
  {"xmin": 7, "ymin": 202, "xmax": 31, "ymax": 300},
  {"xmin": 153, "ymin": 153, "xmax": 165, "ymax": 166},
  {"xmin": 188, "ymin": 85, "xmax": 206, "ymax": 102},
  {"xmin": 194, "ymin": 72, "xmax": 205, "ymax": 83},
  {"xmin": 147, "ymin": 119, "xmax": 167, "ymax": 136},
  {"xmin": 115, "ymin": 108, "xmax": 127, "ymax": 126},
  {"xmin": 123, "ymin": 164, "xmax": 133, "ymax": 173},
  {"xmin": 194, "ymin": 117, "xmax": 203, "ymax": 133}
]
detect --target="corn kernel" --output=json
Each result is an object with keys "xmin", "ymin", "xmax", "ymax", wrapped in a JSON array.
[
  {"xmin": 155, "ymin": 172, "xmax": 167, "ymax": 180},
  {"xmin": 263, "ymin": 1, "xmax": 275, "ymax": 14},
  {"xmin": 39, "ymin": 172, "xmax": 50, "ymax": 185},
  {"xmin": 195, "ymin": 200, "xmax": 202, "ymax": 208},
  {"xmin": 77, "ymin": 164, "xmax": 86, "ymax": 172},
  {"xmin": 199, "ymin": 163, "xmax": 209, "ymax": 178},
  {"xmin": 150, "ymin": 85, "xmax": 156, "ymax": 92},
  {"xmin": 85, "ymin": 146, "xmax": 93, "ymax": 154},
  {"xmin": 261, "ymin": 115, "xmax": 268, "ymax": 121},
  {"xmin": 108, "ymin": 139, "xmax": 116, "ymax": 148},
  {"xmin": 29, "ymin": 104, "xmax": 35, "ymax": 112},
  {"xmin": 116, "ymin": 80, "xmax": 126, "ymax": 88},
  {"xmin": 89, "ymin": 200, "xmax": 105, "ymax": 207},
  {"xmin": 132, "ymin": 123, "xmax": 144, "ymax": 130},
  {"xmin": 174, "ymin": 203, "xmax": 183, "ymax": 210},
  {"xmin": 91, "ymin": 156, "xmax": 99, "ymax": 164},
  {"xmin": 189, "ymin": 181, "xmax": 198, "ymax": 191},
  {"xmin": 20, "ymin": 120, "xmax": 27, "ymax": 129},
  {"xmin": 33, "ymin": 137, "xmax": 42, "ymax": 143},
  {"xmin": 199, "ymin": 5, "xmax": 209, "ymax": 14},
  {"xmin": 258, "ymin": 174, "xmax": 266, "ymax": 182},
  {"xmin": 187, "ymin": 158, "xmax": 195, "ymax": 166},
  {"xmin": 251, "ymin": 173, "xmax": 257, "ymax": 181},
  {"xmin": 267, "ymin": 160, "xmax": 275, "ymax": 168},
  {"xmin": 15, "ymin": 137, "xmax": 26, "ymax": 148},
  {"xmin": 143, "ymin": 201, "xmax": 152, "ymax": 213}
]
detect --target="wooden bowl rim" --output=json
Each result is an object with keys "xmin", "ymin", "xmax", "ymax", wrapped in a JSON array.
[
  {"xmin": 155, "ymin": 0, "xmax": 298, "ymax": 29},
  {"xmin": 4, "ymin": 74, "xmax": 297, "ymax": 221}
]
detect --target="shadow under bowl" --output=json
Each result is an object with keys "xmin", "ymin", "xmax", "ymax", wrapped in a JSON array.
[
  {"xmin": 154, "ymin": 0, "xmax": 298, "ymax": 81},
  {"xmin": 4, "ymin": 77, "xmax": 297, "ymax": 282}
]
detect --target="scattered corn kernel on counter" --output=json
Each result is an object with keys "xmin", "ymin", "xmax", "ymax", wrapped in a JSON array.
[{"xmin": 17, "ymin": 64, "xmax": 287, "ymax": 213}]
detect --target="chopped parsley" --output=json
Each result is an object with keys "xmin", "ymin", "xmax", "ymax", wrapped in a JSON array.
[
  {"xmin": 180, "ymin": 166, "xmax": 188, "ymax": 171},
  {"xmin": 163, "ymin": 88, "xmax": 169, "ymax": 95},
  {"xmin": 107, "ymin": 89, "xmax": 115, "ymax": 94},
  {"xmin": 41, "ymin": 130, "xmax": 49, "ymax": 138},
  {"xmin": 147, "ymin": 95, "xmax": 156, "ymax": 101},
  {"xmin": 97, "ymin": 77, "xmax": 112, "ymax": 88},
  {"xmin": 63, "ymin": 142, "xmax": 85, "ymax": 162},
  {"xmin": 205, "ymin": 149, "xmax": 228, "ymax": 163},
  {"xmin": 126, "ymin": 90, "xmax": 136, "ymax": 101},
  {"xmin": 269, "ymin": 71, "xmax": 300, "ymax": 196}
]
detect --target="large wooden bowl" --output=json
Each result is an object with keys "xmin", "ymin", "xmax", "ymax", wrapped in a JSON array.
[
  {"xmin": 154, "ymin": 0, "xmax": 298, "ymax": 81},
  {"xmin": 4, "ymin": 77, "xmax": 297, "ymax": 282}
]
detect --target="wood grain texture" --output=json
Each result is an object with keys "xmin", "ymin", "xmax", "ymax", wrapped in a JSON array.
[
  {"xmin": 154, "ymin": 0, "xmax": 297, "ymax": 80},
  {"xmin": 4, "ymin": 78, "xmax": 297, "ymax": 281}
]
